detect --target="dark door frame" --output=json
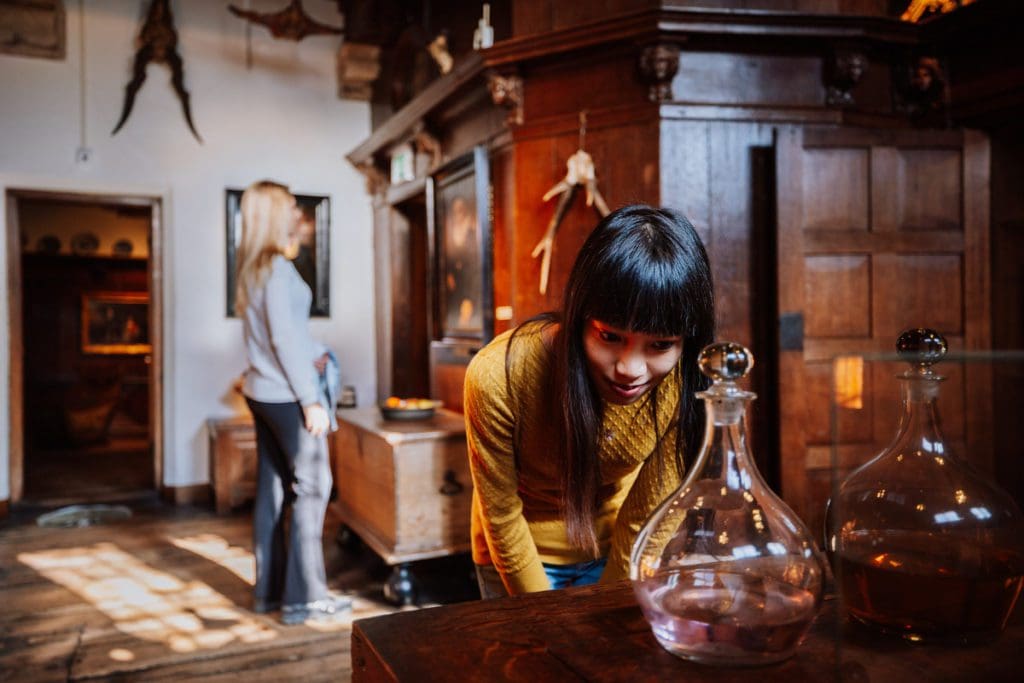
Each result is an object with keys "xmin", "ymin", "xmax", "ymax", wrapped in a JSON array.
[{"xmin": 5, "ymin": 188, "xmax": 164, "ymax": 504}]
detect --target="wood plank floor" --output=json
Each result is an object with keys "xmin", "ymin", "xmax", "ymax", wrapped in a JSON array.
[{"xmin": 0, "ymin": 499, "xmax": 480, "ymax": 682}]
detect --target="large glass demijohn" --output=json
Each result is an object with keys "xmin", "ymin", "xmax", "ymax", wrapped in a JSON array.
[
  {"xmin": 630, "ymin": 342, "xmax": 826, "ymax": 666},
  {"xmin": 827, "ymin": 328, "xmax": 1024, "ymax": 643}
]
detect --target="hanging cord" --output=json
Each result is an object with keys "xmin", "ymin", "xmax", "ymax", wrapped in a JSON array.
[
  {"xmin": 78, "ymin": 0, "xmax": 87, "ymax": 154},
  {"xmin": 578, "ymin": 110, "xmax": 587, "ymax": 150}
]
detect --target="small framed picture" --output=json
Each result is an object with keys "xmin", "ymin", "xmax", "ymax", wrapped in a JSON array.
[
  {"xmin": 225, "ymin": 189, "xmax": 331, "ymax": 317},
  {"xmin": 81, "ymin": 291, "xmax": 151, "ymax": 355}
]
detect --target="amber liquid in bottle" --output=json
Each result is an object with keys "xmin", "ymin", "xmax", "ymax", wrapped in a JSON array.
[{"xmin": 837, "ymin": 539, "xmax": 1024, "ymax": 642}]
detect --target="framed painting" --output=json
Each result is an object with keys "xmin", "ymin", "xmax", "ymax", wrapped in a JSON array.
[
  {"xmin": 225, "ymin": 189, "xmax": 330, "ymax": 317},
  {"xmin": 81, "ymin": 291, "xmax": 151, "ymax": 355},
  {"xmin": 432, "ymin": 147, "xmax": 492, "ymax": 341}
]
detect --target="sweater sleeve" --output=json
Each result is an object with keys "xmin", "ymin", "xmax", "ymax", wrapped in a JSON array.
[
  {"xmin": 463, "ymin": 337, "xmax": 551, "ymax": 594},
  {"xmin": 601, "ymin": 434, "xmax": 683, "ymax": 583},
  {"xmin": 264, "ymin": 261, "xmax": 319, "ymax": 407}
]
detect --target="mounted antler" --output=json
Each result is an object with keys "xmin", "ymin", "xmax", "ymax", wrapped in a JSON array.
[
  {"xmin": 228, "ymin": 0, "xmax": 343, "ymax": 41},
  {"xmin": 111, "ymin": 0, "xmax": 201, "ymax": 143}
]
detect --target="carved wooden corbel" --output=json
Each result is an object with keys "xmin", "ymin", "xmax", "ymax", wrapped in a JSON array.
[
  {"xmin": 336, "ymin": 42, "xmax": 381, "ymax": 101},
  {"xmin": 639, "ymin": 43, "xmax": 680, "ymax": 103},
  {"xmin": 487, "ymin": 72, "xmax": 523, "ymax": 126},
  {"xmin": 356, "ymin": 161, "xmax": 388, "ymax": 197},
  {"xmin": 825, "ymin": 49, "xmax": 868, "ymax": 108},
  {"xmin": 412, "ymin": 122, "xmax": 443, "ymax": 173},
  {"xmin": 894, "ymin": 55, "xmax": 950, "ymax": 128}
]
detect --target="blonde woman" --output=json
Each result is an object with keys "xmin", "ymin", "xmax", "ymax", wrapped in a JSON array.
[{"xmin": 236, "ymin": 180, "xmax": 347, "ymax": 624}]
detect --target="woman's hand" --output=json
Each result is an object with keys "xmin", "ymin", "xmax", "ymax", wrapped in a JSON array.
[
  {"xmin": 303, "ymin": 403, "xmax": 330, "ymax": 437},
  {"xmin": 313, "ymin": 352, "xmax": 329, "ymax": 375}
]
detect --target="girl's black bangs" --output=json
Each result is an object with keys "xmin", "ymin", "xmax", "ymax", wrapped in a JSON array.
[{"xmin": 582, "ymin": 254, "xmax": 693, "ymax": 338}]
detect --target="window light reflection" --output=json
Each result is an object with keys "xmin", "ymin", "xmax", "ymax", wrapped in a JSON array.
[
  {"xmin": 18, "ymin": 542, "xmax": 278, "ymax": 657},
  {"xmin": 834, "ymin": 355, "xmax": 863, "ymax": 410}
]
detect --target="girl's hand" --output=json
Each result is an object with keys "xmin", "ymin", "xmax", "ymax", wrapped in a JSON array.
[{"xmin": 303, "ymin": 403, "xmax": 329, "ymax": 437}]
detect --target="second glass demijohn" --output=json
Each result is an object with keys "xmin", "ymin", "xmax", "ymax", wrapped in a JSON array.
[
  {"xmin": 827, "ymin": 328, "xmax": 1024, "ymax": 644},
  {"xmin": 630, "ymin": 342, "xmax": 826, "ymax": 666}
]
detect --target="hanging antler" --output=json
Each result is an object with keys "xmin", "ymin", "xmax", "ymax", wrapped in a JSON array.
[
  {"xmin": 531, "ymin": 112, "xmax": 610, "ymax": 295},
  {"xmin": 228, "ymin": 0, "xmax": 343, "ymax": 41},
  {"xmin": 111, "ymin": 0, "xmax": 201, "ymax": 143}
]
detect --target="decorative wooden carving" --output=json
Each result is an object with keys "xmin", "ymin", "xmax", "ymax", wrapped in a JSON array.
[
  {"xmin": 356, "ymin": 160, "xmax": 388, "ymax": 196},
  {"xmin": 825, "ymin": 49, "xmax": 868, "ymax": 108},
  {"xmin": 0, "ymin": 0, "xmax": 65, "ymax": 59},
  {"xmin": 895, "ymin": 55, "xmax": 950, "ymax": 127},
  {"xmin": 639, "ymin": 43, "xmax": 680, "ymax": 103},
  {"xmin": 413, "ymin": 122, "xmax": 442, "ymax": 172},
  {"xmin": 336, "ymin": 41, "xmax": 381, "ymax": 101},
  {"xmin": 227, "ymin": 0, "xmax": 342, "ymax": 41},
  {"xmin": 487, "ymin": 72, "xmax": 523, "ymax": 126}
]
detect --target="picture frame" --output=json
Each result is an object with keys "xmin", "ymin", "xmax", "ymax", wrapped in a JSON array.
[
  {"xmin": 81, "ymin": 291, "xmax": 151, "ymax": 355},
  {"xmin": 432, "ymin": 147, "xmax": 492, "ymax": 341},
  {"xmin": 225, "ymin": 189, "xmax": 330, "ymax": 317}
]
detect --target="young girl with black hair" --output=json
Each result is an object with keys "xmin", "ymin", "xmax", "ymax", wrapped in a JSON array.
[{"xmin": 464, "ymin": 204, "xmax": 716, "ymax": 597}]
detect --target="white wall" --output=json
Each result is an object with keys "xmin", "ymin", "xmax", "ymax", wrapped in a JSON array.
[{"xmin": 0, "ymin": 0, "xmax": 375, "ymax": 497}]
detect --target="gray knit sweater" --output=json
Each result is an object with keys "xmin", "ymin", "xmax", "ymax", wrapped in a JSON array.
[{"xmin": 241, "ymin": 255, "xmax": 319, "ymax": 406}]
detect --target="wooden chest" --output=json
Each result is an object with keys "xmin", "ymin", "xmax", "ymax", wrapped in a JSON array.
[
  {"xmin": 207, "ymin": 415, "xmax": 257, "ymax": 514},
  {"xmin": 331, "ymin": 407, "xmax": 472, "ymax": 564}
]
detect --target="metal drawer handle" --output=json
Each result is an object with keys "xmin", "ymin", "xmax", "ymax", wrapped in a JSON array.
[{"xmin": 439, "ymin": 469, "xmax": 464, "ymax": 496}]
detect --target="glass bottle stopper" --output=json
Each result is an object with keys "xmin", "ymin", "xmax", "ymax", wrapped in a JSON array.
[
  {"xmin": 698, "ymin": 342, "xmax": 754, "ymax": 399},
  {"xmin": 896, "ymin": 327, "xmax": 947, "ymax": 378}
]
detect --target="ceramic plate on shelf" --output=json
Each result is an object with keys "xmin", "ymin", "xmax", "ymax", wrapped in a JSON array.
[
  {"xmin": 379, "ymin": 399, "xmax": 443, "ymax": 421},
  {"xmin": 112, "ymin": 238, "xmax": 134, "ymax": 257},
  {"xmin": 71, "ymin": 232, "xmax": 99, "ymax": 255}
]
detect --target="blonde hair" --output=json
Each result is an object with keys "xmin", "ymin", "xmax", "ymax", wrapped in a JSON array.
[{"xmin": 234, "ymin": 180, "xmax": 295, "ymax": 315}]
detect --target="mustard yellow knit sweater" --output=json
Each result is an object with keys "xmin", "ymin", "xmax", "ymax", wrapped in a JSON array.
[{"xmin": 463, "ymin": 322, "xmax": 685, "ymax": 594}]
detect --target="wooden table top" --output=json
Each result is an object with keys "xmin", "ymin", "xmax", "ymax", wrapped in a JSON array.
[
  {"xmin": 336, "ymin": 406, "xmax": 465, "ymax": 442},
  {"xmin": 351, "ymin": 579, "xmax": 1024, "ymax": 682}
]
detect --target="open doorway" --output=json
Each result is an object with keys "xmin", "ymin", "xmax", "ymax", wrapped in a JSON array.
[{"xmin": 6, "ymin": 190, "xmax": 163, "ymax": 505}]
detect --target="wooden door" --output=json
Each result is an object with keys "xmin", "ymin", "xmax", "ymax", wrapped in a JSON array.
[{"xmin": 775, "ymin": 127, "xmax": 991, "ymax": 536}]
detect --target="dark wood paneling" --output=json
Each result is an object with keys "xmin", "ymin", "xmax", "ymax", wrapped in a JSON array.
[
  {"xmin": 802, "ymin": 147, "xmax": 870, "ymax": 231},
  {"xmin": 777, "ymin": 127, "xmax": 990, "ymax": 529},
  {"xmin": 659, "ymin": 121, "xmax": 710, "ymax": 240},
  {"xmin": 490, "ymin": 145, "xmax": 515, "ymax": 337},
  {"xmin": 523, "ymin": 47, "xmax": 650, "ymax": 123},
  {"xmin": 674, "ymin": 53, "xmax": 824, "ymax": 107},
  {"xmin": 706, "ymin": 122, "xmax": 774, "ymax": 347},
  {"xmin": 872, "ymin": 253, "xmax": 963, "ymax": 340},
  {"xmin": 804, "ymin": 255, "xmax": 870, "ymax": 338},
  {"xmin": 387, "ymin": 199, "xmax": 431, "ymax": 399},
  {"xmin": 990, "ymin": 126, "xmax": 1024, "ymax": 510}
]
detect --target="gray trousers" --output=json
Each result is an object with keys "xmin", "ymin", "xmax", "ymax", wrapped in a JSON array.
[{"xmin": 246, "ymin": 398, "xmax": 332, "ymax": 608}]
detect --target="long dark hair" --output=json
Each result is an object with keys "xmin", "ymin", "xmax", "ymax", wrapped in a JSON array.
[{"xmin": 511, "ymin": 204, "xmax": 715, "ymax": 555}]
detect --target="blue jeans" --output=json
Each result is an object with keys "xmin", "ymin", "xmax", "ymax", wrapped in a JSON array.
[
  {"xmin": 543, "ymin": 558, "xmax": 607, "ymax": 589},
  {"xmin": 475, "ymin": 558, "xmax": 608, "ymax": 599},
  {"xmin": 246, "ymin": 398, "xmax": 332, "ymax": 610}
]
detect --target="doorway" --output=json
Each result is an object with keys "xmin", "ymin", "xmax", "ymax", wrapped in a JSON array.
[{"xmin": 6, "ymin": 190, "xmax": 163, "ymax": 505}]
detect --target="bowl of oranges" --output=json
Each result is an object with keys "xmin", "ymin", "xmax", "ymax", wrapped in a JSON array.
[{"xmin": 379, "ymin": 396, "xmax": 443, "ymax": 421}]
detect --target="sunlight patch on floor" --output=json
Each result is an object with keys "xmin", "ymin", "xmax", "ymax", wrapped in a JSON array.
[
  {"xmin": 169, "ymin": 533, "xmax": 255, "ymax": 585},
  {"xmin": 18, "ymin": 542, "xmax": 277, "ymax": 658}
]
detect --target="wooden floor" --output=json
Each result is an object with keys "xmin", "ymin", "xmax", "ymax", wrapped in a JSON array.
[{"xmin": 0, "ymin": 498, "xmax": 479, "ymax": 682}]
